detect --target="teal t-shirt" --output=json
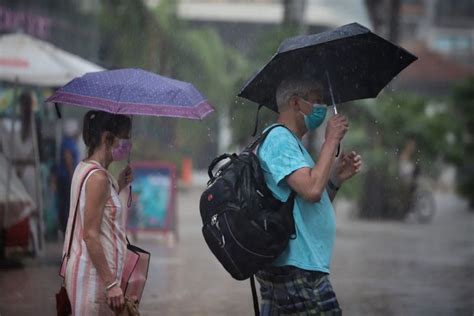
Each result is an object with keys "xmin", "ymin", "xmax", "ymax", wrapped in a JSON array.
[{"xmin": 257, "ymin": 125, "xmax": 336, "ymax": 273}]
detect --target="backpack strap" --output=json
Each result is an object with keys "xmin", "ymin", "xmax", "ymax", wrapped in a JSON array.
[
  {"xmin": 251, "ymin": 104, "xmax": 264, "ymax": 137},
  {"xmin": 250, "ymin": 275, "xmax": 260, "ymax": 316},
  {"xmin": 248, "ymin": 124, "xmax": 302, "ymax": 204},
  {"xmin": 247, "ymin": 124, "xmax": 304, "ymax": 154},
  {"xmin": 247, "ymin": 124, "xmax": 285, "ymax": 152}
]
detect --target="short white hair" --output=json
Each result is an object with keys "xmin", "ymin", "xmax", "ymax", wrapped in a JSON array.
[{"xmin": 276, "ymin": 78, "xmax": 323, "ymax": 110}]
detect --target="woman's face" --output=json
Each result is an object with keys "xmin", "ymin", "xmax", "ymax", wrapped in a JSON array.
[
  {"xmin": 109, "ymin": 129, "xmax": 132, "ymax": 161},
  {"xmin": 111, "ymin": 128, "xmax": 131, "ymax": 145}
]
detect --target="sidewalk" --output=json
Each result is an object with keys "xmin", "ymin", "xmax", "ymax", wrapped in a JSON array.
[{"xmin": 0, "ymin": 188, "xmax": 472, "ymax": 315}]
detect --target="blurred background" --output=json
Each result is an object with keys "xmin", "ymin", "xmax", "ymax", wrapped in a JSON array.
[{"xmin": 0, "ymin": 0, "xmax": 472, "ymax": 315}]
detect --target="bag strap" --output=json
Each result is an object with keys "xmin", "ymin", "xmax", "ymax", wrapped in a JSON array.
[
  {"xmin": 64, "ymin": 166, "xmax": 100, "ymax": 259},
  {"xmin": 208, "ymin": 125, "xmax": 302, "ymax": 181},
  {"xmin": 247, "ymin": 124, "xmax": 284, "ymax": 152},
  {"xmin": 247, "ymin": 124, "xmax": 304, "ymax": 154},
  {"xmin": 250, "ymin": 275, "xmax": 260, "ymax": 316},
  {"xmin": 249, "ymin": 124, "xmax": 302, "ymax": 201},
  {"xmin": 207, "ymin": 153, "xmax": 237, "ymax": 181}
]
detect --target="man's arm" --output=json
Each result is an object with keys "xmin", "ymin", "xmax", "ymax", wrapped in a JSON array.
[
  {"xmin": 326, "ymin": 179, "xmax": 340, "ymax": 202},
  {"xmin": 286, "ymin": 115, "xmax": 348, "ymax": 203},
  {"xmin": 286, "ymin": 139, "xmax": 339, "ymax": 202},
  {"xmin": 326, "ymin": 151, "xmax": 363, "ymax": 202}
]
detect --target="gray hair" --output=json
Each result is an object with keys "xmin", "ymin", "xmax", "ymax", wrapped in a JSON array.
[{"xmin": 276, "ymin": 78, "xmax": 323, "ymax": 110}]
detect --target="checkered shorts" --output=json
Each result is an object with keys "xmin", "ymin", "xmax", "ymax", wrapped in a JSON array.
[{"xmin": 255, "ymin": 266, "xmax": 342, "ymax": 315}]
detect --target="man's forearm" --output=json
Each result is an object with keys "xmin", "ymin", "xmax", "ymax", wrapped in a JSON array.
[
  {"xmin": 326, "ymin": 180, "xmax": 339, "ymax": 202},
  {"xmin": 308, "ymin": 139, "xmax": 338, "ymax": 196}
]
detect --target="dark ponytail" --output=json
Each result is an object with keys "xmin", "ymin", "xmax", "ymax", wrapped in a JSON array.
[{"xmin": 82, "ymin": 110, "xmax": 132, "ymax": 158}]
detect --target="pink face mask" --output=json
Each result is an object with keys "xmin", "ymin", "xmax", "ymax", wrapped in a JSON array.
[{"xmin": 111, "ymin": 139, "xmax": 132, "ymax": 161}]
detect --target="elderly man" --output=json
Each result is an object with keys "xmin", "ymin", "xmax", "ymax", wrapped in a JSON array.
[{"xmin": 256, "ymin": 78, "xmax": 362, "ymax": 315}]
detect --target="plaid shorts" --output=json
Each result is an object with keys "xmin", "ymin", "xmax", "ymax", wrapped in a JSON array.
[{"xmin": 255, "ymin": 266, "xmax": 342, "ymax": 316}]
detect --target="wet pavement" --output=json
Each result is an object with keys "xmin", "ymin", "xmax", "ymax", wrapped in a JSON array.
[{"xmin": 0, "ymin": 187, "xmax": 473, "ymax": 315}]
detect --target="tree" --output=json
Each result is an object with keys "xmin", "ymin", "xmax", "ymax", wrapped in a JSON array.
[
  {"xmin": 350, "ymin": 93, "xmax": 460, "ymax": 218},
  {"xmin": 99, "ymin": 0, "xmax": 250, "ymax": 169},
  {"xmin": 449, "ymin": 78, "xmax": 474, "ymax": 209},
  {"xmin": 230, "ymin": 0, "xmax": 308, "ymax": 148}
]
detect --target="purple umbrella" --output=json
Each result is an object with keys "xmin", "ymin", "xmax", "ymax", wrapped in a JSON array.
[{"xmin": 46, "ymin": 68, "xmax": 214, "ymax": 119}]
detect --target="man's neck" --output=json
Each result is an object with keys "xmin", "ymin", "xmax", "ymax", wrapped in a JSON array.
[{"xmin": 277, "ymin": 114, "xmax": 305, "ymax": 139}]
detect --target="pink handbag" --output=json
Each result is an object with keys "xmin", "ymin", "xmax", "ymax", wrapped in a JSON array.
[{"xmin": 120, "ymin": 237, "xmax": 150, "ymax": 303}]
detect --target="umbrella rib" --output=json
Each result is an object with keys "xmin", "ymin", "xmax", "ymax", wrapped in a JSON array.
[
  {"xmin": 51, "ymin": 90, "xmax": 207, "ymax": 108},
  {"xmin": 48, "ymin": 91, "xmax": 213, "ymax": 119}
]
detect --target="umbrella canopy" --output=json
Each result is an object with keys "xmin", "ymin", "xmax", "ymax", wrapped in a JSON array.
[
  {"xmin": 0, "ymin": 33, "xmax": 104, "ymax": 87},
  {"xmin": 239, "ymin": 23, "xmax": 417, "ymax": 112},
  {"xmin": 46, "ymin": 68, "xmax": 214, "ymax": 120}
]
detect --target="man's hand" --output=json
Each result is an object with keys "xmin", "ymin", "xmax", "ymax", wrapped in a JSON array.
[
  {"xmin": 332, "ymin": 151, "xmax": 362, "ymax": 186},
  {"xmin": 325, "ymin": 114, "xmax": 349, "ymax": 144}
]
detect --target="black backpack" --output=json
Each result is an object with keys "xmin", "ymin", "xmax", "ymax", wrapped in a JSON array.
[{"xmin": 199, "ymin": 124, "xmax": 296, "ymax": 281}]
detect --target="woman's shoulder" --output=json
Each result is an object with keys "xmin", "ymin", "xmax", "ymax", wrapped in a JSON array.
[
  {"xmin": 73, "ymin": 161, "xmax": 107, "ymax": 182},
  {"xmin": 84, "ymin": 170, "xmax": 110, "ymax": 199}
]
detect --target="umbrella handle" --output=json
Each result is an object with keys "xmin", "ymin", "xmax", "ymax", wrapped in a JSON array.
[
  {"xmin": 326, "ymin": 71, "xmax": 340, "ymax": 157},
  {"xmin": 128, "ymin": 185, "xmax": 132, "ymax": 208}
]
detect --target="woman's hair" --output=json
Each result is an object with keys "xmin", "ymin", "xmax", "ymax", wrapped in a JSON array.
[{"xmin": 82, "ymin": 110, "xmax": 131, "ymax": 157}]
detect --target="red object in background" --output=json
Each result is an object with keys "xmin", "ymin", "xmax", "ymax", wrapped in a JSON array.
[
  {"xmin": 181, "ymin": 158, "xmax": 193, "ymax": 186},
  {"xmin": 5, "ymin": 217, "xmax": 30, "ymax": 248}
]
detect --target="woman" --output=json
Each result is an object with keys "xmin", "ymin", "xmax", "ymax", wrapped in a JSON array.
[{"xmin": 62, "ymin": 110, "xmax": 133, "ymax": 315}]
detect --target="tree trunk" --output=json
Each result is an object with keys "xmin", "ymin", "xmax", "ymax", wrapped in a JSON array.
[
  {"xmin": 283, "ymin": 0, "xmax": 308, "ymax": 33},
  {"xmin": 358, "ymin": 0, "xmax": 402, "ymax": 219},
  {"xmin": 282, "ymin": 0, "xmax": 322, "ymax": 153},
  {"xmin": 388, "ymin": 0, "xmax": 401, "ymax": 43}
]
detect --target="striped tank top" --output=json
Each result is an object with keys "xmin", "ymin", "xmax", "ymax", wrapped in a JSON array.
[{"xmin": 62, "ymin": 160, "xmax": 127, "ymax": 315}]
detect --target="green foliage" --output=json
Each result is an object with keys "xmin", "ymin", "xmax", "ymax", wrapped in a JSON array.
[
  {"xmin": 345, "ymin": 91, "xmax": 463, "ymax": 218},
  {"xmin": 449, "ymin": 77, "xmax": 474, "ymax": 206},
  {"xmin": 344, "ymin": 94, "xmax": 457, "ymax": 176},
  {"xmin": 98, "ymin": 0, "xmax": 250, "ymax": 168},
  {"xmin": 230, "ymin": 26, "xmax": 301, "ymax": 147},
  {"xmin": 99, "ymin": 0, "xmax": 155, "ymax": 69}
]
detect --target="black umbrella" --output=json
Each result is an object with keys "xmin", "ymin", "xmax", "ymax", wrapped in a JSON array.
[{"xmin": 238, "ymin": 22, "xmax": 417, "ymax": 114}]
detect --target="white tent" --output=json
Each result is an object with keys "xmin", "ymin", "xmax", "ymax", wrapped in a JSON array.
[
  {"xmin": 0, "ymin": 33, "xmax": 104, "ymax": 87},
  {"xmin": 0, "ymin": 33, "xmax": 103, "ymax": 255},
  {"xmin": 0, "ymin": 153, "xmax": 35, "ymax": 228}
]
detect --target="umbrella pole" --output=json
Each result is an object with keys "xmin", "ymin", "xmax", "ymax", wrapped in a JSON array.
[
  {"xmin": 325, "ymin": 71, "xmax": 340, "ymax": 156},
  {"xmin": 325, "ymin": 71, "xmax": 338, "ymax": 115},
  {"xmin": 127, "ymin": 116, "xmax": 133, "ymax": 208},
  {"xmin": 128, "ymin": 116, "xmax": 133, "ymax": 164}
]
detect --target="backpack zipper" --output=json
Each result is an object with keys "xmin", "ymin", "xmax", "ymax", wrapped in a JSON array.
[
  {"xmin": 211, "ymin": 214, "xmax": 225, "ymax": 247},
  {"xmin": 223, "ymin": 214, "xmax": 274, "ymax": 258}
]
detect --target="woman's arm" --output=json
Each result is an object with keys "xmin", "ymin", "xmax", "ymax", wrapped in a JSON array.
[
  {"xmin": 82, "ymin": 171, "xmax": 124, "ymax": 311},
  {"xmin": 82, "ymin": 171, "xmax": 115, "ymax": 285}
]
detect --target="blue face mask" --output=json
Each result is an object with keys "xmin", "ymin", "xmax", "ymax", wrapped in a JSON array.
[{"xmin": 302, "ymin": 103, "xmax": 327, "ymax": 130}]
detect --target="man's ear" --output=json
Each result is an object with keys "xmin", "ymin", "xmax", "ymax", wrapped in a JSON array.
[{"xmin": 288, "ymin": 95, "xmax": 300, "ymax": 111}]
